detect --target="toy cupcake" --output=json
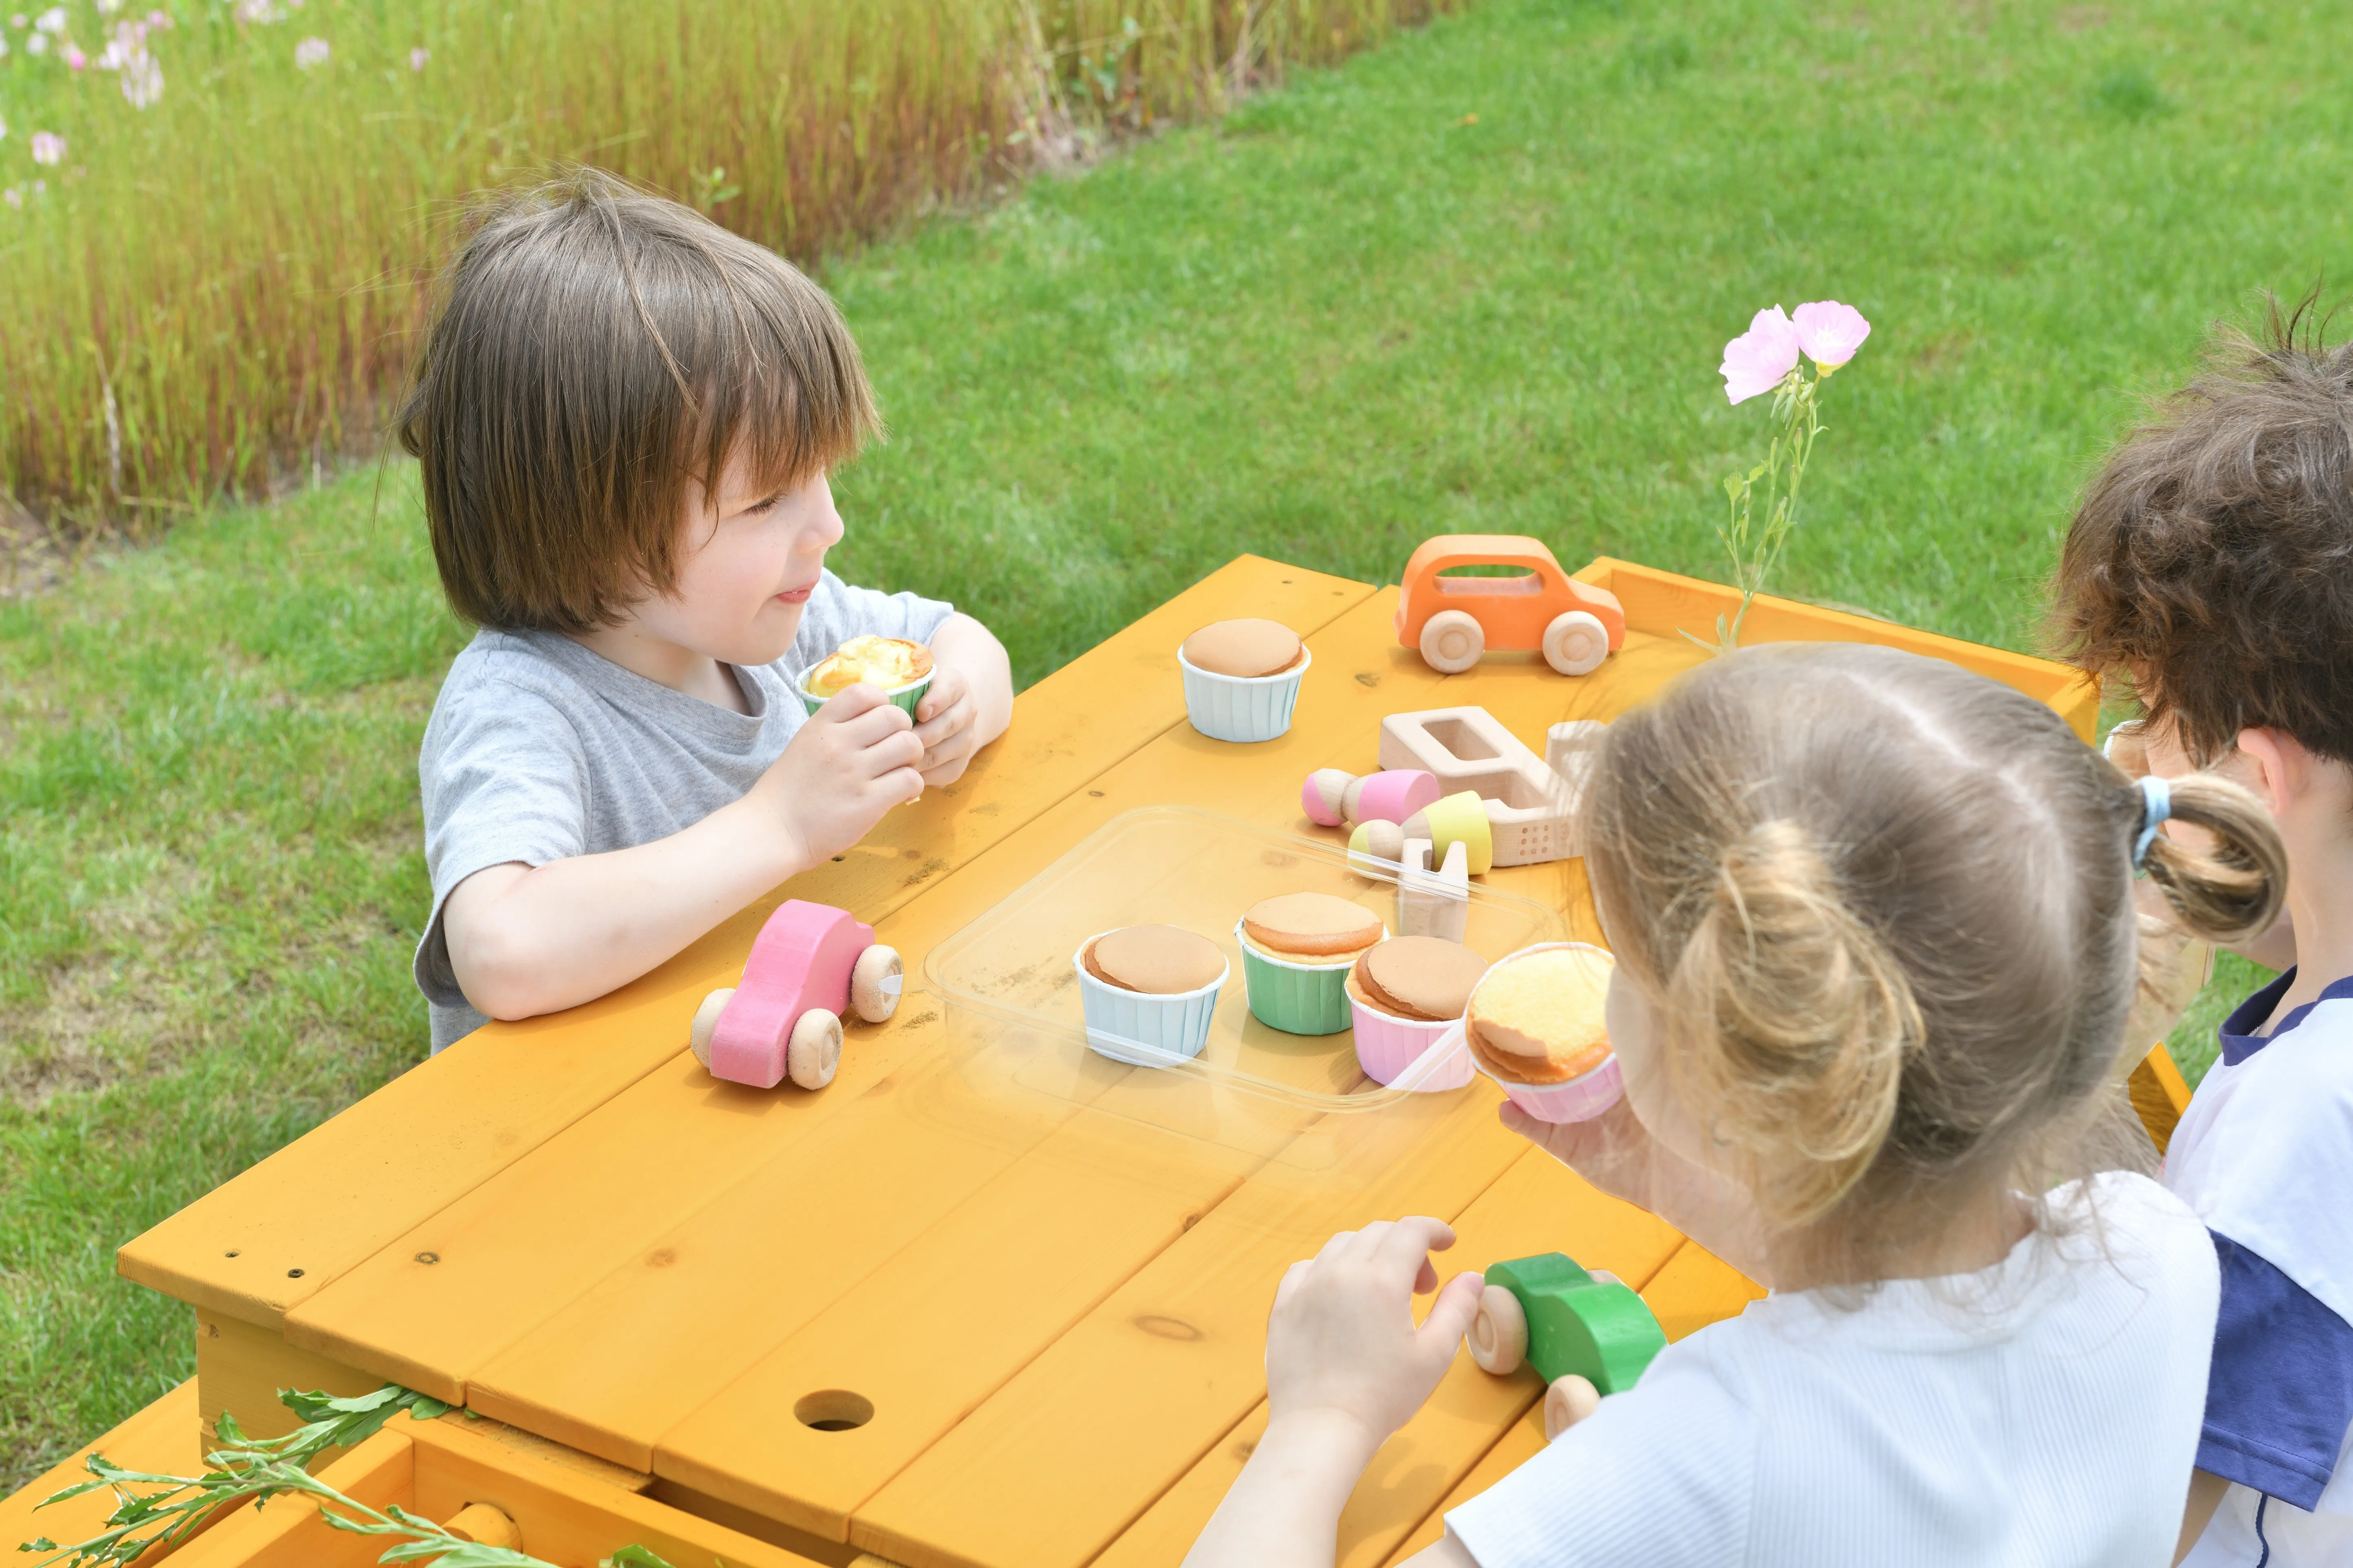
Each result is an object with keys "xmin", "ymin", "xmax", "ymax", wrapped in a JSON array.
[
  {"xmin": 801, "ymin": 634, "xmax": 935, "ymax": 717},
  {"xmin": 1346, "ymin": 935, "xmax": 1485, "ymax": 1090},
  {"xmin": 1073, "ymin": 924, "xmax": 1228, "ymax": 1064},
  {"xmin": 1178, "ymin": 619, "xmax": 1311, "ymax": 742},
  {"xmin": 1235, "ymin": 892, "xmax": 1384, "ymax": 1035},
  {"xmin": 1458, "ymin": 942, "xmax": 1624, "ymax": 1121}
]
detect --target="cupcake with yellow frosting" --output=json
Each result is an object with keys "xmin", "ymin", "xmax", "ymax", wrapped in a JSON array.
[{"xmin": 799, "ymin": 635, "xmax": 935, "ymax": 716}]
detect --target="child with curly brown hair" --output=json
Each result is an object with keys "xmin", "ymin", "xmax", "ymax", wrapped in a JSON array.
[{"xmin": 2050, "ymin": 299, "xmax": 2353, "ymax": 1566}]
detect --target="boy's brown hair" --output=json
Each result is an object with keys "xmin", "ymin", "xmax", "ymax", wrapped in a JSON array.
[
  {"xmin": 2050, "ymin": 293, "xmax": 2353, "ymax": 765},
  {"xmin": 397, "ymin": 168, "xmax": 879, "ymax": 633}
]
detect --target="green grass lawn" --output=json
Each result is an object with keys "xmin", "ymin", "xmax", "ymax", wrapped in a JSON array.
[{"xmin": 5, "ymin": 0, "xmax": 2344, "ymax": 1491}]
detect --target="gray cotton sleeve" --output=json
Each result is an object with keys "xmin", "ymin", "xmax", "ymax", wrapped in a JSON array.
[{"xmin": 411, "ymin": 678, "xmax": 592, "ymax": 1010}]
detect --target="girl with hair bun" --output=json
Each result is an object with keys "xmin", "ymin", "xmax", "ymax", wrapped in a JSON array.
[{"xmin": 1187, "ymin": 643, "xmax": 2285, "ymax": 1568}]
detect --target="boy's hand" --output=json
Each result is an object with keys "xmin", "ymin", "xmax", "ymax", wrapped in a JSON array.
[
  {"xmin": 752, "ymin": 684, "xmax": 925, "ymax": 866},
  {"xmin": 912, "ymin": 661, "xmax": 985, "ymax": 786},
  {"xmin": 1264, "ymin": 1218, "xmax": 1486, "ymax": 1465}
]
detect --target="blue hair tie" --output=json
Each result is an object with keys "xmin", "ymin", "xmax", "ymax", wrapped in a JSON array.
[{"xmin": 2134, "ymin": 775, "xmax": 2173, "ymax": 868}]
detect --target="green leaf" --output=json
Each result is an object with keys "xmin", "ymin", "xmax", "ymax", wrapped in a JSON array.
[
  {"xmin": 602, "ymin": 1548, "xmax": 681, "ymax": 1568},
  {"xmin": 378, "ymin": 1542, "xmax": 542, "ymax": 1566},
  {"xmin": 281, "ymin": 1386, "xmax": 403, "ymax": 1424},
  {"xmin": 406, "ymin": 1397, "xmax": 452, "ymax": 1422}
]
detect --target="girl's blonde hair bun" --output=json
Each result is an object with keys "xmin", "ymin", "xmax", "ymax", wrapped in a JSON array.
[{"xmin": 1583, "ymin": 644, "xmax": 2285, "ymax": 1261}]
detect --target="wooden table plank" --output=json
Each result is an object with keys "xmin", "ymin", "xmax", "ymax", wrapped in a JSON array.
[
  {"xmin": 125, "ymin": 556, "xmax": 1371, "ymax": 1336},
  {"xmin": 1641, "ymin": 1239, "xmax": 1768, "ymax": 1343},
  {"xmin": 1090, "ymin": 1150, "xmax": 1686, "ymax": 1568},
  {"xmin": 1378, "ymin": 1402, "xmax": 1550, "ymax": 1567},
  {"xmin": 845, "ymin": 1079, "xmax": 1525, "ymax": 1568},
  {"xmin": 1582, "ymin": 558, "xmax": 2100, "ymax": 740}
]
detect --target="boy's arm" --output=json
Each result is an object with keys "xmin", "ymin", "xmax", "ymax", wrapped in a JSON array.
[
  {"xmin": 913, "ymin": 613, "xmax": 1013, "ymax": 786},
  {"xmin": 446, "ymin": 687, "xmax": 924, "ymax": 1022}
]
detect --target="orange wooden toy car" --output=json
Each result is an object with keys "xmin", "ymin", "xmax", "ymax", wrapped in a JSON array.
[{"xmin": 1395, "ymin": 534, "xmax": 1626, "ymax": 675}]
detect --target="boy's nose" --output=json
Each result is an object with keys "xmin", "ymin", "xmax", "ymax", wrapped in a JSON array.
[{"xmin": 811, "ymin": 503, "xmax": 846, "ymax": 550}]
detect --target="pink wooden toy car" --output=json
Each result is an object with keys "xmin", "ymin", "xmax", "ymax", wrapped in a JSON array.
[{"xmin": 688, "ymin": 900, "xmax": 903, "ymax": 1090}]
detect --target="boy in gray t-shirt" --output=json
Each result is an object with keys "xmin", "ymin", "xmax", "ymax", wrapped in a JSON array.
[{"xmin": 399, "ymin": 172, "xmax": 1012, "ymax": 1052}]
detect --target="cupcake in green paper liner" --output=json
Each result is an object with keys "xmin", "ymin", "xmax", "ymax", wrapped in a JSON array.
[
  {"xmin": 1235, "ymin": 892, "xmax": 1386, "ymax": 1036},
  {"xmin": 800, "ymin": 634, "xmax": 934, "ymax": 717}
]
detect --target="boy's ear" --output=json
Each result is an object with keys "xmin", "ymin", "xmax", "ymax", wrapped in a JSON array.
[{"xmin": 2232, "ymin": 728, "xmax": 2301, "ymax": 818}]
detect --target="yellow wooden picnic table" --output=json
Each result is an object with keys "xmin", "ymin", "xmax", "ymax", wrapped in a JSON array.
[{"xmin": 5, "ymin": 553, "xmax": 2153, "ymax": 1568}]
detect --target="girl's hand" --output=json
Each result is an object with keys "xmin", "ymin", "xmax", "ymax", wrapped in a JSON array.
[
  {"xmin": 1265, "ymin": 1218, "xmax": 1487, "ymax": 1462},
  {"xmin": 1183, "ymin": 1220, "xmax": 1482, "ymax": 1568}
]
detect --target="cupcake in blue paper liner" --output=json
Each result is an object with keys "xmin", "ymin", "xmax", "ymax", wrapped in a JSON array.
[
  {"xmin": 1178, "ymin": 619, "xmax": 1310, "ymax": 742},
  {"xmin": 1073, "ymin": 925, "xmax": 1230, "ymax": 1065},
  {"xmin": 801, "ymin": 634, "xmax": 935, "ymax": 717}
]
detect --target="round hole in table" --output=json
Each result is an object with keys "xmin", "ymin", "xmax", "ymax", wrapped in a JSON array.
[{"xmin": 794, "ymin": 1390, "xmax": 875, "ymax": 1432}]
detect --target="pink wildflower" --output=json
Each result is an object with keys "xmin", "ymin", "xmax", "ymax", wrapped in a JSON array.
[
  {"xmin": 408, "ymin": 44, "xmax": 428, "ymax": 70},
  {"xmin": 1791, "ymin": 301, "xmax": 1873, "ymax": 373},
  {"xmin": 2, "ymin": 186, "xmax": 20, "ymax": 209},
  {"xmin": 63, "ymin": 41, "xmax": 85, "ymax": 68},
  {"xmin": 293, "ymin": 34, "xmax": 327, "ymax": 67},
  {"xmin": 147, "ymin": 8, "xmax": 169, "ymax": 24},
  {"xmin": 120, "ymin": 50, "xmax": 160, "ymax": 105},
  {"xmin": 30, "ymin": 130, "xmax": 64, "ymax": 166},
  {"xmin": 1719, "ymin": 306, "xmax": 1802, "ymax": 405}
]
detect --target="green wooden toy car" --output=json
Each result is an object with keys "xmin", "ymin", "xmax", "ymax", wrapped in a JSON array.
[{"xmin": 1466, "ymin": 1252, "xmax": 1667, "ymax": 1435}]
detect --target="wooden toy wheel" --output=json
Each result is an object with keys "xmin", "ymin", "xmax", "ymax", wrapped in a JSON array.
[
  {"xmin": 689, "ymin": 988, "xmax": 735, "ymax": 1070},
  {"xmin": 850, "ymin": 944, "xmax": 903, "ymax": 1024},
  {"xmin": 1542, "ymin": 610, "xmax": 1610, "ymax": 676},
  {"xmin": 788, "ymin": 1008, "xmax": 843, "ymax": 1089},
  {"xmin": 1542, "ymin": 1374, "xmax": 1600, "ymax": 1440},
  {"xmin": 1419, "ymin": 610, "xmax": 1485, "ymax": 674},
  {"xmin": 1466, "ymin": 1284, "xmax": 1528, "ymax": 1374}
]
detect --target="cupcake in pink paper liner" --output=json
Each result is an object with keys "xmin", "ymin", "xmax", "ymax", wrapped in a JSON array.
[
  {"xmin": 1344, "ymin": 935, "xmax": 1487, "ymax": 1090},
  {"xmin": 1461, "ymin": 941, "xmax": 1624, "ymax": 1122}
]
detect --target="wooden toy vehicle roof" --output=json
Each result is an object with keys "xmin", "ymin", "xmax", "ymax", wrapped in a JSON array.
[{"xmin": 1400, "ymin": 535, "xmax": 1572, "ymax": 602}]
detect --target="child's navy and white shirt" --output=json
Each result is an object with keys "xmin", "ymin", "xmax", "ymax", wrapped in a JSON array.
[
  {"xmin": 412, "ymin": 572, "xmax": 953, "ymax": 1053},
  {"xmin": 2169, "ymin": 970, "xmax": 2353, "ymax": 1568},
  {"xmin": 1446, "ymin": 1173, "xmax": 2219, "ymax": 1566}
]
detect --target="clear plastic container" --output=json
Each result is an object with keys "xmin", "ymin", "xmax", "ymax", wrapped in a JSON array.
[{"xmin": 921, "ymin": 806, "xmax": 1569, "ymax": 1167}]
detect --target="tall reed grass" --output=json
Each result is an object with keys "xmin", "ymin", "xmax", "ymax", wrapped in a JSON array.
[{"xmin": 0, "ymin": 0, "xmax": 1454, "ymax": 530}]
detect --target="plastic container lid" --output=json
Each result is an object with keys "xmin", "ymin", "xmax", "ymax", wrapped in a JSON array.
[{"xmin": 922, "ymin": 806, "xmax": 1568, "ymax": 1166}]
